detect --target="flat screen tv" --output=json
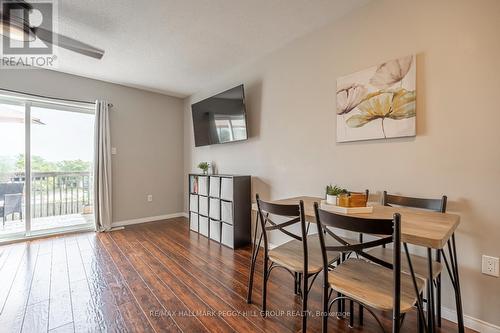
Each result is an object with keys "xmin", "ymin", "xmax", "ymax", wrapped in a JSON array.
[{"xmin": 191, "ymin": 85, "xmax": 248, "ymax": 147}]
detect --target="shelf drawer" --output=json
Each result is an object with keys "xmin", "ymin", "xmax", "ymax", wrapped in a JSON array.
[
  {"xmin": 210, "ymin": 219, "xmax": 221, "ymax": 242},
  {"xmin": 189, "ymin": 194, "xmax": 198, "ymax": 212},
  {"xmin": 198, "ymin": 176, "xmax": 209, "ymax": 196},
  {"xmin": 209, "ymin": 176, "xmax": 220, "ymax": 197},
  {"xmin": 199, "ymin": 196, "xmax": 209, "ymax": 216},
  {"xmin": 221, "ymin": 223, "xmax": 234, "ymax": 248},
  {"xmin": 220, "ymin": 177, "xmax": 233, "ymax": 201},
  {"xmin": 190, "ymin": 212, "xmax": 198, "ymax": 232},
  {"xmin": 209, "ymin": 198, "xmax": 220, "ymax": 220},
  {"xmin": 221, "ymin": 201, "xmax": 233, "ymax": 224},
  {"xmin": 199, "ymin": 216, "xmax": 209, "ymax": 237}
]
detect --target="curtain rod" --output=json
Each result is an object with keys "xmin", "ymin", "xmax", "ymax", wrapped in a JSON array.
[{"xmin": 0, "ymin": 87, "xmax": 113, "ymax": 107}]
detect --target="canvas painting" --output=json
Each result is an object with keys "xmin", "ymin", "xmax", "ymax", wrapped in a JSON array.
[{"xmin": 336, "ymin": 55, "xmax": 416, "ymax": 142}]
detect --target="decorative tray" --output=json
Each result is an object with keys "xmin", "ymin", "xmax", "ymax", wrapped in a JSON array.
[{"xmin": 320, "ymin": 200, "xmax": 373, "ymax": 214}]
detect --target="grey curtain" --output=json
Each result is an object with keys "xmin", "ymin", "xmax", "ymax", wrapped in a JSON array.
[{"xmin": 94, "ymin": 100, "xmax": 112, "ymax": 231}]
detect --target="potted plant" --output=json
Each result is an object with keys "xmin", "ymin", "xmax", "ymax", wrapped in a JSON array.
[
  {"xmin": 325, "ymin": 184, "xmax": 347, "ymax": 205},
  {"xmin": 198, "ymin": 162, "xmax": 209, "ymax": 175}
]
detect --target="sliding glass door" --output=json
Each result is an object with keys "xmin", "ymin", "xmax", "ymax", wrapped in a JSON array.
[
  {"xmin": 0, "ymin": 95, "xmax": 95, "ymax": 240},
  {"xmin": 30, "ymin": 104, "xmax": 95, "ymax": 233}
]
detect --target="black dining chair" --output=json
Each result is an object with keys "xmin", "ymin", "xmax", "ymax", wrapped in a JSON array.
[
  {"xmin": 256, "ymin": 194, "xmax": 340, "ymax": 332},
  {"xmin": 367, "ymin": 191, "xmax": 447, "ymax": 329},
  {"xmin": 314, "ymin": 202, "xmax": 427, "ymax": 333}
]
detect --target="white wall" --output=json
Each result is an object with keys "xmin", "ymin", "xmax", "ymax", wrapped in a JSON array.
[
  {"xmin": 0, "ymin": 68, "xmax": 185, "ymax": 223},
  {"xmin": 184, "ymin": 0, "xmax": 500, "ymax": 327}
]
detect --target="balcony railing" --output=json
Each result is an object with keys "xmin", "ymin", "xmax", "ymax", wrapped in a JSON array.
[{"xmin": 1, "ymin": 171, "xmax": 93, "ymax": 219}]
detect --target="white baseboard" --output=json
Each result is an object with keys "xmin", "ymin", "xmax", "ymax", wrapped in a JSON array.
[
  {"xmin": 441, "ymin": 306, "xmax": 500, "ymax": 333},
  {"xmin": 112, "ymin": 212, "xmax": 186, "ymax": 227}
]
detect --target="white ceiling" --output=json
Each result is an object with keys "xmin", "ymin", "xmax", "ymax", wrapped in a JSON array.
[{"xmin": 52, "ymin": 0, "xmax": 370, "ymax": 97}]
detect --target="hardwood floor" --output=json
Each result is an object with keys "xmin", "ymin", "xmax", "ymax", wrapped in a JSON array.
[{"xmin": 0, "ymin": 217, "xmax": 474, "ymax": 332}]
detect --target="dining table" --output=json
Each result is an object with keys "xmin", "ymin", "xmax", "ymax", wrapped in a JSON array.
[{"xmin": 246, "ymin": 196, "xmax": 464, "ymax": 333}]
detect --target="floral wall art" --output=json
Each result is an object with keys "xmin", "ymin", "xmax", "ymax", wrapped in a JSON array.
[{"xmin": 336, "ymin": 55, "xmax": 416, "ymax": 142}]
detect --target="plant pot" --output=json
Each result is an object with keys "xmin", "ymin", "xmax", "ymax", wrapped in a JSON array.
[{"xmin": 326, "ymin": 194, "xmax": 337, "ymax": 205}]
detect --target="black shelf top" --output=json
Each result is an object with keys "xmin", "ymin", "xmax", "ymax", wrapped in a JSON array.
[{"xmin": 189, "ymin": 173, "xmax": 250, "ymax": 178}]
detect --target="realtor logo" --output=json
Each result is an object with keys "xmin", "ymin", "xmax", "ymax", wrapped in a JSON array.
[{"xmin": 0, "ymin": 0, "xmax": 57, "ymax": 68}]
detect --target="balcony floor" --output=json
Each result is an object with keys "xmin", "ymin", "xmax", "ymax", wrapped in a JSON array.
[{"xmin": 1, "ymin": 213, "xmax": 94, "ymax": 237}]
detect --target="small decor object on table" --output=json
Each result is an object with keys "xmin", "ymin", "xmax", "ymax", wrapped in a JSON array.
[
  {"xmin": 337, "ymin": 192, "xmax": 368, "ymax": 207},
  {"xmin": 336, "ymin": 54, "xmax": 416, "ymax": 142},
  {"xmin": 197, "ymin": 162, "xmax": 209, "ymax": 175},
  {"xmin": 322, "ymin": 190, "xmax": 372, "ymax": 214},
  {"xmin": 325, "ymin": 184, "xmax": 347, "ymax": 205}
]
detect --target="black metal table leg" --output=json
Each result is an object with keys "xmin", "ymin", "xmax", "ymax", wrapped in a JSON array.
[
  {"xmin": 427, "ymin": 248, "xmax": 436, "ymax": 333},
  {"xmin": 436, "ymin": 250, "xmax": 442, "ymax": 327},
  {"xmin": 404, "ymin": 243, "xmax": 428, "ymax": 333},
  {"xmin": 341, "ymin": 253, "xmax": 346, "ymax": 315},
  {"xmin": 297, "ymin": 272, "xmax": 302, "ymax": 295},
  {"xmin": 418, "ymin": 292, "xmax": 424, "ymax": 333},
  {"xmin": 439, "ymin": 234, "xmax": 465, "ymax": 333},
  {"xmin": 294, "ymin": 272, "xmax": 298, "ymax": 295},
  {"xmin": 349, "ymin": 300, "xmax": 354, "ymax": 328},
  {"xmin": 450, "ymin": 234, "xmax": 465, "ymax": 333},
  {"xmin": 247, "ymin": 212, "xmax": 262, "ymax": 303}
]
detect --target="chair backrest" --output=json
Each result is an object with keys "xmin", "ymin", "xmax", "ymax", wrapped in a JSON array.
[
  {"xmin": 4, "ymin": 193, "xmax": 23, "ymax": 216},
  {"xmin": 314, "ymin": 202, "xmax": 398, "ymax": 257},
  {"xmin": 383, "ymin": 191, "xmax": 447, "ymax": 213},
  {"xmin": 256, "ymin": 194, "xmax": 308, "ymax": 266},
  {"xmin": 0, "ymin": 182, "xmax": 24, "ymax": 199}
]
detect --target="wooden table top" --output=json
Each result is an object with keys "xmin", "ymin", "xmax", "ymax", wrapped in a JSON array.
[{"xmin": 252, "ymin": 196, "xmax": 460, "ymax": 249}]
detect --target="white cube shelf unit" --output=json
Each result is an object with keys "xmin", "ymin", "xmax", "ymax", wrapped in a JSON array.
[{"xmin": 188, "ymin": 174, "xmax": 251, "ymax": 249}]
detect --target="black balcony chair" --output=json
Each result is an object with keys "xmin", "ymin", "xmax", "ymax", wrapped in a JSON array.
[
  {"xmin": 366, "ymin": 191, "xmax": 447, "ymax": 329},
  {"xmin": 0, "ymin": 182, "xmax": 24, "ymax": 226},
  {"xmin": 255, "ymin": 194, "xmax": 340, "ymax": 333},
  {"xmin": 314, "ymin": 202, "xmax": 427, "ymax": 333}
]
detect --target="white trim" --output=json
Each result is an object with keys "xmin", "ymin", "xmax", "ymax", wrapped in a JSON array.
[
  {"xmin": 112, "ymin": 213, "xmax": 186, "ymax": 227},
  {"xmin": 441, "ymin": 306, "xmax": 500, "ymax": 333},
  {"xmin": 0, "ymin": 90, "xmax": 95, "ymax": 111},
  {"xmin": 31, "ymin": 100, "xmax": 96, "ymax": 115},
  {"xmin": 0, "ymin": 225, "xmax": 94, "ymax": 245}
]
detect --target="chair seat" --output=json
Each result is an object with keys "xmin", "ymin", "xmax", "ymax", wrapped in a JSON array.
[
  {"xmin": 328, "ymin": 258, "xmax": 425, "ymax": 313},
  {"xmin": 367, "ymin": 247, "xmax": 443, "ymax": 280},
  {"xmin": 268, "ymin": 235, "xmax": 340, "ymax": 274}
]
